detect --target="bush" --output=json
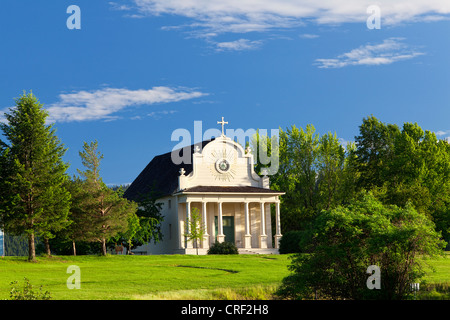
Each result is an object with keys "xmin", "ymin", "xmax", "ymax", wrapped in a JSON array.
[
  {"xmin": 277, "ymin": 193, "xmax": 447, "ymax": 300},
  {"xmin": 279, "ymin": 231, "xmax": 304, "ymax": 254},
  {"xmin": 418, "ymin": 282, "xmax": 450, "ymax": 300},
  {"xmin": 9, "ymin": 277, "xmax": 51, "ymax": 300},
  {"xmin": 207, "ymin": 241, "xmax": 239, "ymax": 255}
]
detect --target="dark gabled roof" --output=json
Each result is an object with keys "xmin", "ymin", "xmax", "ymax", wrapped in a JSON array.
[
  {"xmin": 123, "ymin": 139, "xmax": 214, "ymax": 201},
  {"xmin": 178, "ymin": 186, "xmax": 283, "ymax": 194}
]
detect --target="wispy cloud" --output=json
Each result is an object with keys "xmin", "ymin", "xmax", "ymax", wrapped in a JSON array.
[
  {"xmin": 124, "ymin": 0, "xmax": 450, "ymax": 37},
  {"xmin": 434, "ymin": 130, "xmax": 450, "ymax": 142},
  {"xmin": 0, "ymin": 108, "xmax": 8, "ymax": 124},
  {"xmin": 46, "ymin": 87, "xmax": 207, "ymax": 122},
  {"xmin": 299, "ymin": 33, "xmax": 319, "ymax": 39},
  {"xmin": 338, "ymin": 137, "xmax": 354, "ymax": 149},
  {"xmin": 315, "ymin": 38, "xmax": 424, "ymax": 68},
  {"xmin": 435, "ymin": 130, "xmax": 448, "ymax": 136},
  {"xmin": 147, "ymin": 110, "xmax": 177, "ymax": 119},
  {"xmin": 108, "ymin": 1, "xmax": 133, "ymax": 11},
  {"xmin": 215, "ymin": 38, "xmax": 263, "ymax": 52}
]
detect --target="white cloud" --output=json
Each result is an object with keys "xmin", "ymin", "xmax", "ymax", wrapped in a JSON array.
[
  {"xmin": 0, "ymin": 110, "xmax": 7, "ymax": 124},
  {"xmin": 46, "ymin": 87, "xmax": 207, "ymax": 122},
  {"xmin": 434, "ymin": 130, "xmax": 450, "ymax": 142},
  {"xmin": 215, "ymin": 38, "xmax": 263, "ymax": 51},
  {"xmin": 128, "ymin": 0, "xmax": 450, "ymax": 36},
  {"xmin": 109, "ymin": 2, "xmax": 133, "ymax": 11},
  {"xmin": 299, "ymin": 33, "xmax": 319, "ymax": 39},
  {"xmin": 147, "ymin": 110, "xmax": 177, "ymax": 119},
  {"xmin": 315, "ymin": 37, "xmax": 424, "ymax": 68},
  {"xmin": 0, "ymin": 106, "xmax": 15, "ymax": 124},
  {"xmin": 338, "ymin": 137, "xmax": 354, "ymax": 149}
]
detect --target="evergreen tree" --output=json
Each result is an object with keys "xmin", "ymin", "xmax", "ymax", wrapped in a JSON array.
[
  {"xmin": 0, "ymin": 92, "xmax": 70, "ymax": 261},
  {"xmin": 60, "ymin": 176, "xmax": 94, "ymax": 256},
  {"xmin": 76, "ymin": 141, "xmax": 136, "ymax": 255}
]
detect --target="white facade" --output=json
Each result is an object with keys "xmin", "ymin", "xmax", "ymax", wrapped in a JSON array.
[{"xmin": 133, "ymin": 134, "xmax": 283, "ymax": 255}]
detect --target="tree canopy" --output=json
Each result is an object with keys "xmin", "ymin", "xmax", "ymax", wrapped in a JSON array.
[
  {"xmin": 256, "ymin": 116, "xmax": 450, "ymax": 247},
  {"xmin": 253, "ymin": 124, "xmax": 357, "ymax": 233}
]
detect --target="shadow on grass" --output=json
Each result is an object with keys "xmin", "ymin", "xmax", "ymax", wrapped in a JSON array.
[{"xmin": 176, "ymin": 265, "xmax": 239, "ymax": 274}]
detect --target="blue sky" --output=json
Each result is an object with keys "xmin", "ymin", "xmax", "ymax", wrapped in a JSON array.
[{"xmin": 1, "ymin": 0, "xmax": 450, "ymax": 185}]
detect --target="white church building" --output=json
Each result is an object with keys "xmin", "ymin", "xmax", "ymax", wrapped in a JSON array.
[{"xmin": 124, "ymin": 119, "xmax": 284, "ymax": 254}]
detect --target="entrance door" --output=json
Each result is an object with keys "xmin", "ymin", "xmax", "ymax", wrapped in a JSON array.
[{"xmin": 215, "ymin": 216, "xmax": 235, "ymax": 244}]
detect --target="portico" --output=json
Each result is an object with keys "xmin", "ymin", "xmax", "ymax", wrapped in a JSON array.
[{"xmin": 176, "ymin": 188, "xmax": 283, "ymax": 254}]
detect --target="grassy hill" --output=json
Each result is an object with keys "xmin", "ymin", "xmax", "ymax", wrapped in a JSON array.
[{"xmin": 0, "ymin": 253, "xmax": 448, "ymax": 300}]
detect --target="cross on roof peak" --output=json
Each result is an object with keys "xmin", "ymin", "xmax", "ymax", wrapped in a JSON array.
[{"xmin": 217, "ymin": 116, "xmax": 228, "ymax": 136}]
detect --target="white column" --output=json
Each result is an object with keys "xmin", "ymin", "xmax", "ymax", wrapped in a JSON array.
[
  {"xmin": 260, "ymin": 202, "xmax": 266, "ymax": 236},
  {"xmin": 202, "ymin": 201, "xmax": 209, "ymax": 249},
  {"xmin": 259, "ymin": 202, "xmax": 267, "ymax": 249},
  {"xmin": 274, "ymin": 201, "xmax": 282, "ymax": 249},
  {"xmin": 244, "ymin": 202, "xmax": 252, "ymax": 248},
  {"xmin": 177, "ymin": 202, "xmax": 184, "ymax": 249},
  {"xmin": 185, "ymin": 201, "xmax": 193, "ymax": 248},
  {"xmin": 217, "ymin": 202, "xmax": 225, "ymax": 243}
]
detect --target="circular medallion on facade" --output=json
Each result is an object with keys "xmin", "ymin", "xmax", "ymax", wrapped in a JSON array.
[
  {"xmin": 209, "ymin": 147, "xmax": 236, "ymax": 181},
  {"xmin": 216, "ymin": 158, "xmax": 230, "ymax": 173}
]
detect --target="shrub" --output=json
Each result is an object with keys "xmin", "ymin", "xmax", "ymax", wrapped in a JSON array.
[
  {"xmin": 207, "ymin": 241, "xmax": 239, "ymax": 255},
  {"xmin": 277, "ymin": 193, "xmax": 447, "ymax": 300},
  {"xmin": 9, "ymin": 277, "xmax": 51, "ymax": 300},
  {"xmin": 418, "ymin": 282, "xmax": 450, "ymax": 300}
]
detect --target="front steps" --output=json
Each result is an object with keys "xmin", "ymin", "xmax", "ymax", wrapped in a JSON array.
[{"xmin": 175, "ymin": 248, "xmax": 280, "ymax": 255}]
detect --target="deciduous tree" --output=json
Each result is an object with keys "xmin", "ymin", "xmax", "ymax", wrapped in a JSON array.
[
  {"xmin": 252, "ymin": 126, "xmax": 355, "ymax": 233},
  {"xmin": 184, "ymin": 207, "xmax": 205, "ymax": 255},
  {"xmin": 354, "ymin": 116, "xmax": 450, "ymax": 247}
]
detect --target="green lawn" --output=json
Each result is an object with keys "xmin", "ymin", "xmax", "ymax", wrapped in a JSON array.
[
  {"xmin": 0, "ymin": 254, "xmax": 291, "ymax": 300},
  {"xmin": 0, "ymin": 253, "xmax": 448, "ymax": 300},
  {"xmin": 420, "ymin": 252, "xmax": 450, "ymax": 283}
]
